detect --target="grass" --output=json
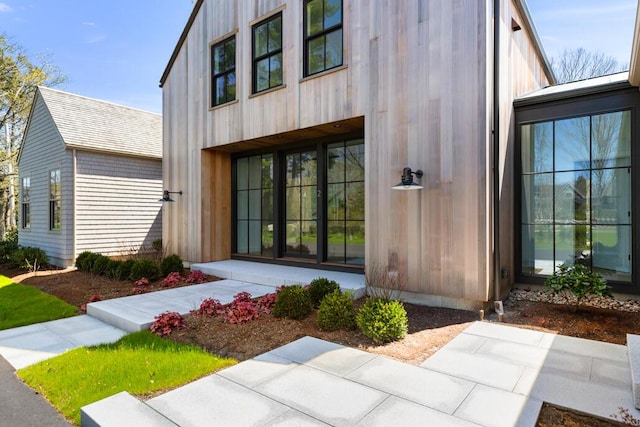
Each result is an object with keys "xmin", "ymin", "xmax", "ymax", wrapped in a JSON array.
[
  {"xmin": 0, "ymin": 275, "xmax": 77, "ymax": 330},
  {"xmin": 18, "ymin": 330, "xmax": 236, "ymax": 425}
]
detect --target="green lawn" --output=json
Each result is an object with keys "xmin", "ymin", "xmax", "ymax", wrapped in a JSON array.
[
  {"xmin": 0, "ymin": 275, "xmax": 77, "ymax": 330},
  {"xmin": 18, "ymin": 331, "xmax": 236, "ymax": 425}
]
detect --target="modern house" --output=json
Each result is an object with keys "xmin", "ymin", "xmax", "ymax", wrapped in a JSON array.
[
  {"xmin": 159, "ymin": 0, "xmax": 555, "ymax": 310},
  {"xmin": 18, "ymin": 87, "xmax": 163, "ymax": 267}
]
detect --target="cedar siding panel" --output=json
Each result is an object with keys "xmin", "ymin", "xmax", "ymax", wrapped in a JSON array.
[
  {"xmin": 75, "ymin": 152, "xmax": 162, "ymax": 255},
  {"xmin": 162, "ymin": 0, "xmax": 550, "ymax": 307}
]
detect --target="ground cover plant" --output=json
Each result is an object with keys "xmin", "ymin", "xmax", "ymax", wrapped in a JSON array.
[
  {"xmin": 17, "ymin": 331, "xmax": 236, "ymax": 425},
  {"xmin": 545, "ymin": 264, "xmax": 612, "ymax": 309},
  {"xmin": 0, "ymin": 275, "xmax": 77, "ymax": 329}
]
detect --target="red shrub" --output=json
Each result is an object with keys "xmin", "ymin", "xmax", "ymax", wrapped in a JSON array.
[
  {"xmin": 89, "ymin": 294, "xmax": 102, "ymax": 302},
  {"xmin": 134, "ymin": 277, "xmax": 150, "ymax": 287},
  {"xmin": 225, "ymin": 300, "xmax": 260, "ymax": 324},
  {"xmin": 185, "ymin": 270, "xmax": 207, "ymax": 284},
  {"xmin": 150, "ymin": 311, "xmax": 185, "ymax": 337},
  {"xmin": 257, "ymin": 292, "xmax": 277, "ymax": 314},
  {"xmin": 191, "ymin": 298, "xmax": 225, "ymax": 316},
  {"xmin": 162, "ymin": 272, "xmax": 184, "ymax": 288}
]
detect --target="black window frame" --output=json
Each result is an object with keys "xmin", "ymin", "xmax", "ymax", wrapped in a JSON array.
[
  {"xmin": 21, "ymin": 176, "xmax": 30, "ymax": 229},
  {"xmin": 231, "ymin": 132, "xmax": 365, "ymax": 272},
  {"xmin": 514, "ymin": 88, "xmax": 640, "ymax": 293},
  {"xmin": 303, "ymin": 0, "xmax": 344, "ymax": 77},
  {"xmin": 251, "ymin": 12, "xmax": 283, "ymax": 94},
  {"xmin": 49, "ymin": 169, "xmax": 61, "ymax": 230},
  {"xmin": 211, "ymin": 35, "xmax": 237, "ymax": 107}
]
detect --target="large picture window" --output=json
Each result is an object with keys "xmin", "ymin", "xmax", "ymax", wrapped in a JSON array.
[
  {"xmin": 252, "ymin": 13, "xmax": 283, "ymax": 93},
  {"xmin": 304, "ymin": 0, "xmax": 343, "ymax": 76},
  {"xmin": 49, "ymin": 169, "xmax": 61, "ymax": 230},
  {"xmin": 21, "ymin": 176, "xmax": 30, "ymax": 229},
  {"xmin": 520, "ymin": 110, "xmax": 632, "ymax": 283},
  {"xmin": 211, "ymin": 36, "xmax": 236, "ymax": 107},
  {"xmin": 233, "ymin": 137, "xmax": 364, "ymax": 267}
]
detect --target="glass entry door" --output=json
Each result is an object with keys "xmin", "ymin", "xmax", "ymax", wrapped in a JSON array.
[{"xmin": 284, "ymin": 150, "xmax": 318, "ymax": 258}]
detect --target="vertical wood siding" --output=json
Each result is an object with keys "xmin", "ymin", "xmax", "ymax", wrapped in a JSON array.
[{"xmin": 162, "ymin": 0, "xmax": 550, "ymax": 304}]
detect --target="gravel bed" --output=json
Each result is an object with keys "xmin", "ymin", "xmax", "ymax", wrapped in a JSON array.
[{"xmin": 510, "ymin": 287, "xmax": 640, "ymax": 313}]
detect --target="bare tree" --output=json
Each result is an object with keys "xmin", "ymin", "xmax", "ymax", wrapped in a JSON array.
[{"xmin": 550, "ymin": 48, "xmax": 627, "ymax": 84}]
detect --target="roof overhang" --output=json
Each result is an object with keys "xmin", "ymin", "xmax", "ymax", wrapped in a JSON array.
[
  {"xmin": 160, "ymin": 0, "xmax": 204, "ymax": 88},
  {"xmin": 514, "ymin": 0, "xmax": 556, "ymax": 84},
  {"xmin": 629, "ymin": 1, "xmax": 640, "ymax": 87}
]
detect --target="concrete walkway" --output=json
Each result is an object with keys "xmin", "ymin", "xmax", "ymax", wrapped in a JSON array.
[
  {"xmin": 83, "ymin": 322, "xmax": 640, "ymax": 426},
  {"xmin": 1, "ymin": 260, "xmax": 638, "ymax": 426}
]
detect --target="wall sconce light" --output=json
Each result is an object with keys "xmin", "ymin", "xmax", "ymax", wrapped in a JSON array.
[
  {"xmin": 159, "ymin": 190, "xmax": 183, "ymax": 202},
  {"xmin": 392, "ymin": 167, "xmax": 423, "ymax": 190}
]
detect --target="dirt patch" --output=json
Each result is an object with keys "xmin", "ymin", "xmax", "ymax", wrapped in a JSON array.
[{"xmin": 8, "ymin": 266, "xmax": 640, "ymax": 425}]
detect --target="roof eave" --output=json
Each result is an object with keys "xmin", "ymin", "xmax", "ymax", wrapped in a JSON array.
[
  {"xmin": 159, "ymin": 0, "xmax": 204, "ymax": 88},
  {"xmin": 514, "ymin": 79, "xmax": 633, "ymax": 108},
  {"xmin": 514, "ymin": 0, "xmax": 556, "ymax": 85},
  {"xmin": 65, "ymin": 144, "xmax": 162, "ymax": 160},
  {"xmin": 629, "ymin": 2, "xmax": 640, "ymax": 87}
]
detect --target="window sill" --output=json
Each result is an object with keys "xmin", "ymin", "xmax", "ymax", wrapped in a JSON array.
[
  {"xmin": 249, "ymin": 84, "xmax": 286, "ymax": 99},
  {"xmin": 209, "ymin": 99, "xmax": 239, "ymax": 112},
  {"xmin": 300, "ymin": 64, "xmax": 348, "ymax": 83}
]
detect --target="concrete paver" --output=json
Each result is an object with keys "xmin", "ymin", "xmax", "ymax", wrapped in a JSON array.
[{"xmin": 1, "ymin": 261, "xmax": 638, "ymax": 426}]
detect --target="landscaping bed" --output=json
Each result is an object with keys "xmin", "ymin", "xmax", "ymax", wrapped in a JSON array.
[{"xmin": 8, "ymin": 267, "xmax": 640, "ymax": 426}]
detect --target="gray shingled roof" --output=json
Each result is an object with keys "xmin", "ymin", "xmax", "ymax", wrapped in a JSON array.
[{"xmin": 37, "ymin": 86, "xmax": 162, "ymax": 159}]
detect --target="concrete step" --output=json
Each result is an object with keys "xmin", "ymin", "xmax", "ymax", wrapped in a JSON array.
[
  {"xmin": 86, "ymin": 280, "xmax": 276, "ymax": 332},
  {"xmin": 81, "ymin": 391, "xmax": 178, "ymax": 427},
  {"xmin": 191, "ymin": 260, "xmax": 366, "ymax": 299},
  {"xmin": 628, "ymin": 334, "xmax": 640, "ymax": 409}
]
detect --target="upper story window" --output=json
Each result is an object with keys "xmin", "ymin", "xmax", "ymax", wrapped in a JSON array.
[
  {"xmin": 49, "ymin": 169, "xmax": 61, "ymax": 230},
  {"xmin": 303, "ymin": 0, "xmax": 343, "ymax": 76},
  {"xmin": 21, "ymin": 176, "xmax": 30, "ymax": 229},
  {"xmin": 211, "ymin": 36, "xmax": 236, "ymax": 107},
  {"xmin": 252, "ymin": 12, "xmax": 283, "ymax": 93}
]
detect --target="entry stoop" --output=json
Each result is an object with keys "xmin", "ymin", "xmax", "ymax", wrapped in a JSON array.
[
  {"xmin": 628, "ymin": 334, "xmax": 640, "ymax": 409},
  {"xmin": 81, "ymin": 392, "xmax": 178, "ymax": 427},
  {"xmin": 191, "ymin": 260, "xmax": 366, "ymax": 299}
]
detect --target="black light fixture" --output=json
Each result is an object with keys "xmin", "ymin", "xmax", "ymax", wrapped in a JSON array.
[
  {"xmin": 160, "ymin": 190, "xmax": 183, "ymax": 202},
  {"xmin": 392, "ymin": 167, "xmax": 424, "ymax": 190}
]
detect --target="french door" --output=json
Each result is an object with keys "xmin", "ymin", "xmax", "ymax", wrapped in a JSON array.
[{"xmin": 233, "ymin": 138, "xmax": 364, "ymax": 267}]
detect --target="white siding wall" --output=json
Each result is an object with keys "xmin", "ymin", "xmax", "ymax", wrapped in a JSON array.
[
  {"xmin": 75, "ymin": 151, "xmax": 162, "ymax": 257},
  {"xmin": 18, "ymin": 94, "xmax": 74, "ymax": 267}
]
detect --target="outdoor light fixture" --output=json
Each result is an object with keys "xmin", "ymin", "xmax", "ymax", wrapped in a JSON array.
[
  {"xmin": 392, "ymin": 167, "xmax": 424, "ymax": 190},
  {"xmin": 159, "ymin": 190, "xmax": 183, "ymax": 202}
]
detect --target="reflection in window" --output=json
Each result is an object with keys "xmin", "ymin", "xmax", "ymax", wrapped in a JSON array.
[
  {"xmin": 285, "ymin": 150, "xmax": 318, "ymax": 257},
  {"xmin": 236, "ymin": 154, "xmax": 274, "ymax": 256},
  {"xmin": 49, "ymin": 169, "xmax": 61, "ymax": 230},
  {"xmin": 327, "ymin": 140, "xmax": 364, "ymax": 265},
  {"xmin": 21, "ymin": 176, "xmax": 30, "ymax": 229},
  {"xmin": 211, "ymin": 36, "xmax": 236, "ymax": 107},
  {"xmin": 304, "ymin": 0, "xmax": 343, "ymax": 76},
  {"xmin": 520, "ymin": 111, "xmax": 631, "ymax": 282},
  {"xmin": 252, "ymin": 13, "xmax": 283, "ymax": 93}
]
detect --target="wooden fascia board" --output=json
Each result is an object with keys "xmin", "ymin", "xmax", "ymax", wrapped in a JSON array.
[
  {"xmin": 629, "ymin": 3, "xmax": 640, "ymax": 87},
  {"xmin": 159, "ymin": 0, "xmax": 204, "ymax": 88}
]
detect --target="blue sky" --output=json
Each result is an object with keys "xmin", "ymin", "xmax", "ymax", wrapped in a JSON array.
[{"xmin": 0, "ymin": 1, "xmax": 636, "ymax": 113}]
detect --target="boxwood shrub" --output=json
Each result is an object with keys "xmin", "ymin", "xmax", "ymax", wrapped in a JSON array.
[
  {"xmin": 272, "ymin": 285, "xmax": 312, "ymax": 320},
  {"xmin": 160, "ymin": 254, "xmax": 184, "ymax": 277},
  {"xmin": 317, "ymin": 290, "xmax": 356, "ymax": 331},
  {"xmin": 356, "ymin": 297, "xmax": 408, "ymax": 343},
  {"xmin": 129, "ymin": 259, "xmax": 161, "ymax": 281},
  {"xmin": 308, "ymin": 277, "xmax": 340, "ymax": 308}
]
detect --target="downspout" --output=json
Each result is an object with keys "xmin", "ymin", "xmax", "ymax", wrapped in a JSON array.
[
  {"xmin": 492, "ymin": 0, "xmax": 501, "ymax": 303},
  {"xmin": 72, "ymin": 149, "xmax": 77, "ymax": 267}
]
